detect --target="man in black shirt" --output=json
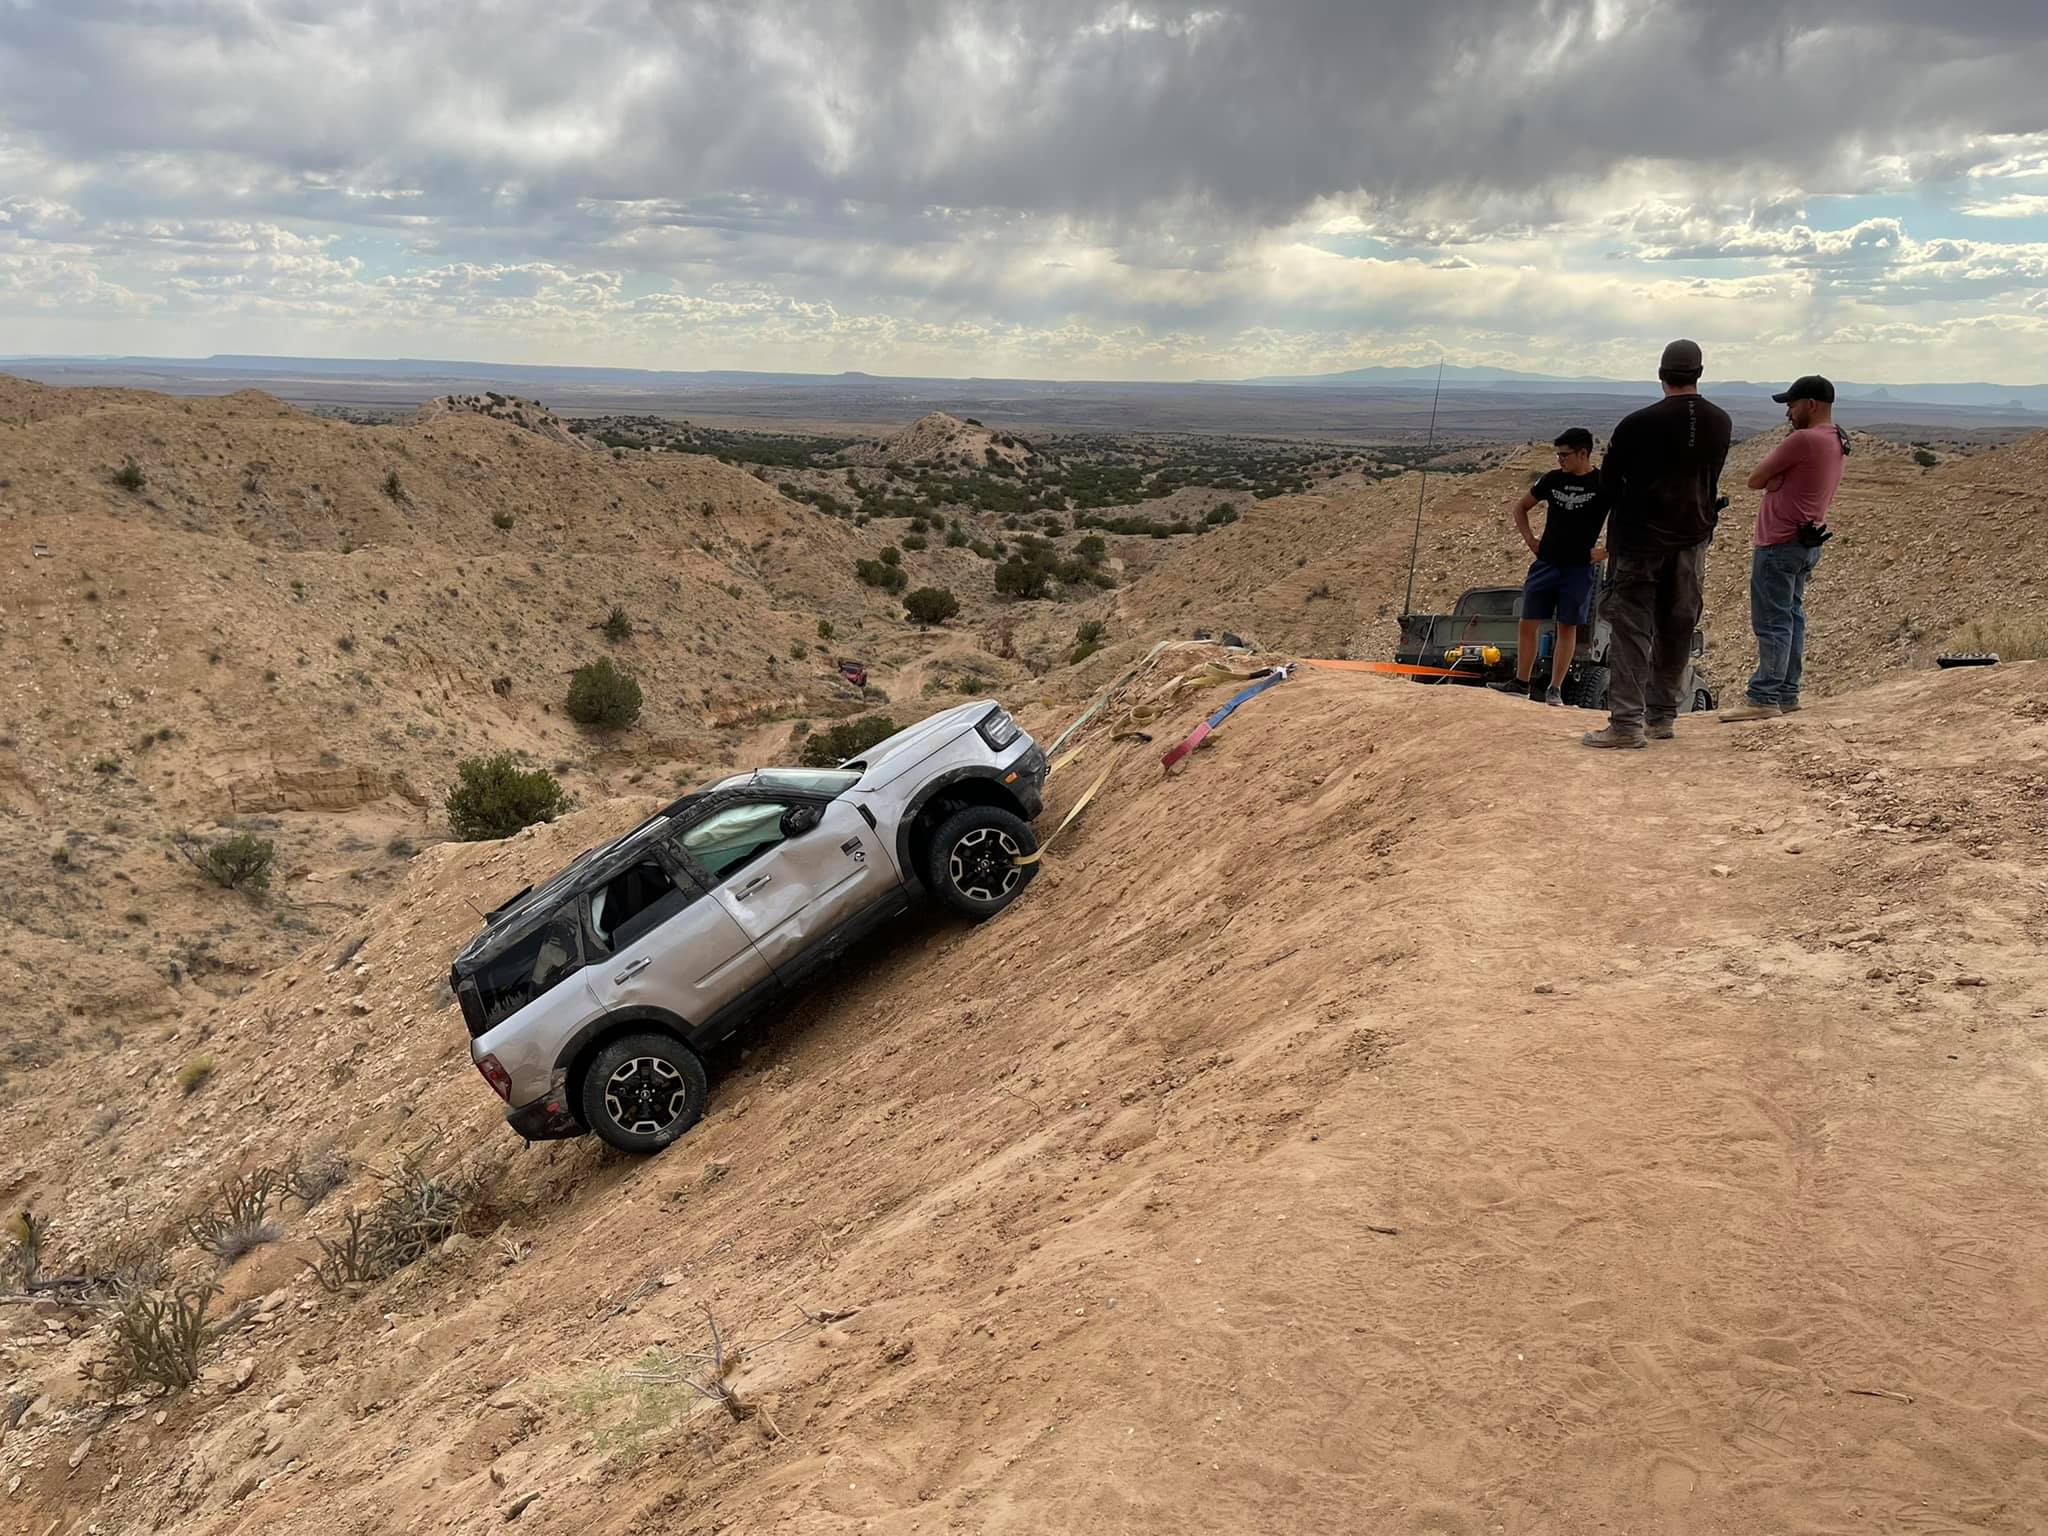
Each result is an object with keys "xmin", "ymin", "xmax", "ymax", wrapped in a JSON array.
[
  {"xmin": 1492, "ymin": 427, "xmax": 1608, "ymax": 704},
  {"xmin": 1581, "ymin": 338, "xmax": 1733, "ymax": 749}
]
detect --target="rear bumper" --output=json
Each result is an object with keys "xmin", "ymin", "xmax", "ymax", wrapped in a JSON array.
[{"xmin": 506, "ymin": 1092, "xmax": 583, "ymax": 1142}]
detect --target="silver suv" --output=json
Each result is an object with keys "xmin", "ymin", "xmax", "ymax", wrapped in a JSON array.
[{"xmin": 451, "ymin": 702, "xmax": 1047, "ymax": 1152}]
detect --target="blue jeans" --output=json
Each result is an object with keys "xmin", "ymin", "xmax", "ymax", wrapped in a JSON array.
[{"xmin": 1747, "ymin": 542, "xmax": 1822, "ymax": 708}]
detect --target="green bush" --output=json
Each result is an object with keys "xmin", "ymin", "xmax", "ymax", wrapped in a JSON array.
[
  {"xmin": 1206, "ymin": 503, "xmax": 1240, "ymax": 525},
  {"xmin": 800, "ymin": 715, "xmax": 899, "ymax": 768},
  {"xmin": 177, "ymin": 1057, "xmax": 217, "ymax": 1095},
  {"xmin": 903, "ymin": 587, "xmax": 960, "ymax": 627},
  {"xmin": 445, "ymin": 752, "xmax": 570, "ymax": 840},
  {"xmin": 945, "ymin": 527, "xmax": 969, "ymax": 548},
  {"xmin": 856, "ymin": 559, "xmax": 907, "ymax": 593},
  {"xmin": 382, "ymin": 470, "xmax": 404, "ymax": 501},
  {"xmin": 601, "ymin": 606, "xmax": 632, "ymax": 642},
  {"xmin": 1912, "ymin": 448, "xmax": 1938, "ymax": 469},
  {"xmin": 901, "ymin": 533, "xmax": 928, "ymax": 552},
  {"xmin": 565, "ymin": 657, "xmax": 643, "ymax": 729},
  {"xmin": 1076, "ymin": 533, "xmax": 1107, "ymax": 565},
  {"xmin": 994, "ymin": 558, "xmax": 1050, "ymax": 600},
  {"xmin": 817, "ymin": 619, "xmax": 835, "ymax": 640},
  {"xmin": 492, "ymin": 510, "xmax": 515, "ymax": 530},
  {"xmin": 174, "ymin": 831, "xmax": 275, "ymax": 892},
  {"xmin": 879, "ymin": 546, "xmax": 902, "ymax": 566}
]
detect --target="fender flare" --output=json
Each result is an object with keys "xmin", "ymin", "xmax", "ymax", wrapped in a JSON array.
[
  {"xmin": 553, "ymin": 1003, "xmax": 696, "ymax": 1079},
  {"xmin": 892, "ymin": 766, "xmax": 1025, "ymax": 880}
]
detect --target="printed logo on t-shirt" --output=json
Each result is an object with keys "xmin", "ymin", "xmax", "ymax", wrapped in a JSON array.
[{"xmin": 1548, "ymin": 485, "xmax": 1599, "ymax": 512}]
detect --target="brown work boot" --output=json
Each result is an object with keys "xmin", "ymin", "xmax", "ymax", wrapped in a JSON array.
[
  {"xmin": 1581, "ymin": 725, "xmax": 1648, "ymax": 750},
  {"xmin": 1645, "ymin": 720, "xmax": 1676, "ymax": 740},
  {"xmin": 1719, "ymin": 701, "xmax": 1781, "ymax": 723}
]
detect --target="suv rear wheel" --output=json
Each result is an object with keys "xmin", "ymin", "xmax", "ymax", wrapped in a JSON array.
[
  {"xmin": 927, "ymin": 805, "xmax": 1038, "ymax": 918},
  {"xmin": 579, "ymin": 1032, "xmax": 709, "ymax": 1153}
]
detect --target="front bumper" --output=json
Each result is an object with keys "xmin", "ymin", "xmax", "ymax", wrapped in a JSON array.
[
  {"xmin": 506, "ymin": 1092, "xmax": 583, "ymax": 1142},
  {"xmin": 1008, "ymin": 744, "xmax": 1049, "ymax": 820}
]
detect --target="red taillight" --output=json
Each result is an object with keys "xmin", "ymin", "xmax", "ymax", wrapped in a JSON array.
[{"xmin": 475, "ymin": 1053, "xmax": 513, "ymax": 1102}]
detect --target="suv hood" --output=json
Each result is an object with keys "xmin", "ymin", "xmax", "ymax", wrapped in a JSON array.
[{"xmin": 843, "ymin": 700, "xmax": 994, "ymax": 789}]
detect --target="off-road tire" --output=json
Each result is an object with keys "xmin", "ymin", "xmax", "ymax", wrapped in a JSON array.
[
  {"xmin": 578, "ymin": 1031, "xmax": 709, "ymax": 1154},
  {"xmin": 927, "ymin": 806, "xmax": 1038, "ymax": 919},
  {"xmin": 1692, "ymin": 686, "xmax": 1715, "ymax": 714},
  {"xmin": 1566, "ymin": 663, "xmax": 1611, "ymax": 711}
]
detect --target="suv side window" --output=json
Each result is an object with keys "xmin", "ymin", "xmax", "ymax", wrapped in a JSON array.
[
  {"xmin": 679, "ymin": 801, "xmax": 788, "ymax": 884},
  {"xmin": 589, "ymin": 856, "xmax": 697, "ymax": 953},
  {"xmin": 466, "ymin": 911, "xmax": 583, "ymax": 1035}
]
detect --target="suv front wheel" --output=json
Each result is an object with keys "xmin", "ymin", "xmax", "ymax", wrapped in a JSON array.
[
  {"xmin": 927, "ymin": 805, "xmax": 1038, "ymax": 918},
  {"xmin": 579, "ymin": 1032, "xmax": 709, "ymax": 1153}
]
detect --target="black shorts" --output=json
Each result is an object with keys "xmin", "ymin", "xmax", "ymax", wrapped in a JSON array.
[{"xmin": 1522, "ymin": 559, "xmax": 1597, "ymax": 625}]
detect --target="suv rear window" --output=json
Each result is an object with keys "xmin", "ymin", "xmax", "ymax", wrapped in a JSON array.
[
  {"xmin": 1453, "ymin": 589, "xmax": 1520, "ymax": 619},
  {"xmin": 461, "ymin": 913, "xmax": 583, "ymax": 1038}
]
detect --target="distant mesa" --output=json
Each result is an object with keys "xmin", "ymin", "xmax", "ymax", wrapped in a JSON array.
[
  {"xmin": 840, "ymin": 410, "xmax": 1036, "ymax": 470},
  {"xmin": 409, "ymin": 391, "xmax": 591, "ymax": 450}
]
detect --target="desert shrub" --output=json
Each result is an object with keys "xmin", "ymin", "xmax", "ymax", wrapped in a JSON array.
[
  {"xmin": 177, "ymin": 1056, "xmax": 217, "ymax": 1095},
  {"xmin": 800, "ymin": 715, "xmax": 899, "ymax": 768},
  {"xmin": 601, "ymin": 605, "xmax": 633, "ymax": 642},
  {"xmin": 1206, "ymin": 503, "xmax": 1240, "ymax": 525},
  {"xmin": 945, "ymin": 526, "xmax": 969, "ymax": 548},
  {"xmin": 565, "ymin": 657, "xmax": 643, "ymax": 729},
  {"xmin": 817, "ymin": 619, "xmax": 834, "ymax": 640},
  {"xmin": 993, "ymin": 558, "xmax": 1051, "ymax": 600},
  {"xmin": 1076, "ymin": 534, "xmax": 1108, "ymax": 565},
  {"xmin": 901, "ymin": 533, "xmax": 928, "ymax": 552},
  {"xmin": 305, "ymin": 1209, "xmax": 382, "ymax": 1291},
  {"xmin": 856, "ymin": 559, "xmax": 907, "ymax": 593},
  {"xmin": 1912, "ymin": 448, "xmax": 1938, "ymax": 468},
  {"xmin": 382, "ymin": 470, "xmax": 404, "ymax": 501},
  {"xmin": 879, "ymin": 545, "xmax": 902, "ymax": 566},
  {"xmin": 492, "ymin": 510, "xmax": 515, "ymax": 530},
  {"xmin": 284, "ymin": 1146, "xmax": 350, "ymax": 1210},
  {"xmin": 445, "ymin": 752, "xmax": 568, "ymax": 840},
  {"xmin": 173, "ymin": 831, "xmax": 275, "ymax": 892},
  {"xmin": 113, "ymin": 458, "xmax": 146, "ymax": 491},
  {"xmin": 1949, "ymin": 614, "xmax": 2048, "ymax": 661},
  {"xmin": 92, "ymin": 1284, "xmax": 214, "ymax": 1396},
  {"xmin": 903, "ymin": 587, "xmax": 960, "ymax": 627},
  {"xmin": 4, "ymin": 1210, "xmax": 44, "ymax": 1288},
  {"xmin": 185, "ymin": 1170, "xmax": 283, "ymax": 1265}
]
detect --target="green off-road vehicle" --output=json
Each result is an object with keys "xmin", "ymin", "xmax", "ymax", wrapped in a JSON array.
[{"xmin": 1395, "ymin": 578, "xmax": 1716, "ymax": 713}]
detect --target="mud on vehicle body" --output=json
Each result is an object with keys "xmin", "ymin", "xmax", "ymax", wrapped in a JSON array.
[
  {"xmin": 451, "ymin": 702, "xmax": 1048, "ymax": 1153},
  {"xmin": 1395, "ymin": 578, "xmax": 1716, "ymax": 714}
]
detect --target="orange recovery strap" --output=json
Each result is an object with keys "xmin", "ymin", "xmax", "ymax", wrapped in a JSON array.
[{"xmin": 1304, "ymin": 658, "xmax": 1470, "ymax": 679}]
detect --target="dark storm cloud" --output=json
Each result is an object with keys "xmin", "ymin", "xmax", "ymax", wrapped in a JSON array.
[{"xmin": 3, "ymin": 0, "xmax": 2045, "ymax": 228}]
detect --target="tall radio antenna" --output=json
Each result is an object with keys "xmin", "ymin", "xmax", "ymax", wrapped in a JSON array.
[{"xmin": 1400, "ymin": 356, "xmax": 1447, "ymax": 616}]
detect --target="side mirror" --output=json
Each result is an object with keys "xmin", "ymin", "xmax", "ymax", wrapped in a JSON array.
[{"xmin": 779, "ymin": 805, "xmax": 821, "ymax": 838}]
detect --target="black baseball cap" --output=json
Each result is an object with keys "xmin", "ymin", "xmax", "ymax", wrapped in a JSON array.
[
  {"xmin": 1772, "ymin": 375, "xmax": 1835, "ymax": 404},
  {"xmin": 1659, "ymin": 339, "xmax": 1703, "ymax": 373}
]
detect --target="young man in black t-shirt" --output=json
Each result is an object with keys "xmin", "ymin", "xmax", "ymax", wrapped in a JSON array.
[{"xmin": 1492, "ymin": 427, "xmax": 1609, "ymax": 705}]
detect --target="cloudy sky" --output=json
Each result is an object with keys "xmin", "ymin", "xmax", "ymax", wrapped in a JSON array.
[{"xmin": 3, "ymin": 0, "xmax": 2046, "ymax": 382}]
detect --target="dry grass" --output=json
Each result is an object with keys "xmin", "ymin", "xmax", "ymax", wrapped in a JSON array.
[{"xmin": 1950, "ymin": 614, "xmax": 2048, "ymax": 662}]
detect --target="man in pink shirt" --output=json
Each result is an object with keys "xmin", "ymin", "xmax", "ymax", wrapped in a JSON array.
[{"xmin": 1720, "ymin": 375, "xmax": 1849, "ymax": 722}]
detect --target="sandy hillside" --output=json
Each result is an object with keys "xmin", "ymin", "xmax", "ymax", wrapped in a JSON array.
[
  {"xmin": 1117, "ymin": 426, "xmax": 2048, "ymax": 696},
  {"xmin": 407, "ymin": 393, "xmax": 592, "ymax": 452},
  {"xmin": 4, "ymin": 656, "xmax": 2045, "ymax": 1535},
  {"xmin": 0, "ymin": 376, "xmax": 1048, "ymax": 1072},
  {"xmin": 841, "ymin": 412, "xmax": 1036, "ymax": 471}
]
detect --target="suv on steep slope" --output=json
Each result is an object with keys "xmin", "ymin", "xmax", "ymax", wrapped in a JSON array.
[{"xmin": 451, "ymin": 702, "xmax": 1047, "ymax": 1153}]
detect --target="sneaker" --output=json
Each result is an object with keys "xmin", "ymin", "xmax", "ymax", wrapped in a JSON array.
[
  {"xmin": 1780, "ymin": 699, "xmax": 1802, "ymax": 713},
  {"xmin": 1581, "ymin": 726, "xmax": 1648, "ymax": 750},
  {"xmin": 1645, "ymin": 720, "xmax": 1676, "ymax": 740},
  {"xmin": 1489, "ymin": 677, "xmax": 1532, "ymax": 695},
  {"xmin": 1544, "ymin": 686, "xmax": 1564, "ymax": 707},
  {"xmin": 1719, "ymin": 701, "xmax": 1782, "ymax": 723}
]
